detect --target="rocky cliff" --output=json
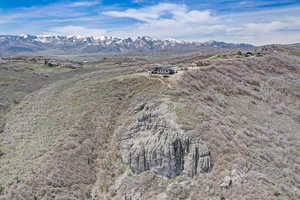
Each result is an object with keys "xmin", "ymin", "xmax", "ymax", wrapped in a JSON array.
[{"xmin": 120, "ymin": 102, "xmax": 211, "ymax": 178}]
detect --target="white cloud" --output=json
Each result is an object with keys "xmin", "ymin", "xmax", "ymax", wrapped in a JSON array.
[
  {"xmin": 0, "ymin": 4, "xmax": 87, "ymax": 25},
  {"xmin": 132, "ymin": 0, "xmax": 146, "ymax": 3},
  {"xmin": 0, "ymin": 0, "xmax": 104, "ymax": 25},
  {"xmin": 177, "ymin": 10, "xmax": 216, "ymax": 23},
  {"xmin": 50, "ymin": 26, "xmax": 107, "ymax": 36},
  {"xmin": 104, "ymin": 3, "xmax": 217, "ymax": 24},
  {"xmin": 230, "ymin": 19, "xmax": 300, "ymax": 45},
  {"xmin": 245, "ymin": 21, "xmax": 286, "ymax": 33},
  {"xmin": 104, "ymin": 3, "xmax": 218, "ymax": 38},
  {"xmin": 103, "ymin": 3, "xmax": 300, "ymax": 45},
  {"xmin": 104, "ymin": 3, "xmax": 187, "ymax": 22},
  {"xmin": 1, "ymin": 1, "xmax": 300, "ymax": 45},
  {"xmin": 69, "ymin": 1, "xmax": 101, "ymax": 7}
]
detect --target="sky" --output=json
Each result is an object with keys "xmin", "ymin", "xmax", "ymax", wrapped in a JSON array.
[{"xmin": 0, "ymin": 0, "xmax": 300, "ymax": 45}]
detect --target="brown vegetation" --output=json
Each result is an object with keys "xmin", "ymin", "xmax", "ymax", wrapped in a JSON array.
[{"xmin": 0, "ymin": 47, "xmax": 300, "ymax": 199}]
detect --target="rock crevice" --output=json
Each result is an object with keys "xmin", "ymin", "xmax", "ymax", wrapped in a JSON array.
[{"xmin": 120, "ymin": 103, "xmax": 212, "ymax": 178}]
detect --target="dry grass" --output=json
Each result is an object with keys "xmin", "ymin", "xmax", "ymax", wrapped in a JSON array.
[{"xmin": 1, "ymin": 49, "xmax": 300, "ymax": 199}]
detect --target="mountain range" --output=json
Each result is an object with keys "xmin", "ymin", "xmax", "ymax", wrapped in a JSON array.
[{"xmin": 0, "ymin": 35, "xmax": 253, "ymax": 56}]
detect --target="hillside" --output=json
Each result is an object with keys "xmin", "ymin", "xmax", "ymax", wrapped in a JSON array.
[{"xmin": 0, "ymin": 47, "xmax": 299, "ymax": 200}]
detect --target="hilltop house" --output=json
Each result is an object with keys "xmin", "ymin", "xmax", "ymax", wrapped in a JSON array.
[{"xmin": 150, "ymin": 66, "xmax": 177, "ymax": 76}]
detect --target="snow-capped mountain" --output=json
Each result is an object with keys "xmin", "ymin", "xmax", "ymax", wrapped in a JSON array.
[{"xmin": 0, "ymin": 35, "xmax": 253, "ymax": 55}]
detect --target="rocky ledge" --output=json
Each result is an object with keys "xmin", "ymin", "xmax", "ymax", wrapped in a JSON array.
[{"xmin": 119, "ymin": 103, "xmax": 212, "ymax": 178}]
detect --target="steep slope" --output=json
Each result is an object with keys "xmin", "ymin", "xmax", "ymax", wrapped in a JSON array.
[{"xmin": 0, "ymin": 50, "xmax": 300, "ymax": 200}]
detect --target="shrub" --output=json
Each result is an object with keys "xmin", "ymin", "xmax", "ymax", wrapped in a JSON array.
[
  {"xmin": 0, "ymin": 185, "xmax": 4, "ymax": 195},
  {"xmin": 0, "ymin": 148, "xmax": 4, "ymax": 157}
]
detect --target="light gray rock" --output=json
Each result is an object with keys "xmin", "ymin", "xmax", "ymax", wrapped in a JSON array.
[
  {"xmin": 220, "ymin": 176, "xmax": 232, "ymax": 189},
  {"xmin": 120, "ymin": 103, "xmax": 212, "ymax": 178}
]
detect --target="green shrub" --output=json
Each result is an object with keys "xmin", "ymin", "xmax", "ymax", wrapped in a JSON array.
[
  {"xmin": 211, "ymin": 55, "xmax": 227, "ymax": 59},
  {"xmin": 0, "ymin": 148, "xmax": 4, "ymax": 157},
  {"xmin": 0, "ymin": 185, "xmax": 4, "ymax": 194}
]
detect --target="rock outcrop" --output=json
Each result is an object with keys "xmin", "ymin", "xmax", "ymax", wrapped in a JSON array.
[{"xmin": 120, "ymin": 103, "xmax": 212, "ymax": 178}]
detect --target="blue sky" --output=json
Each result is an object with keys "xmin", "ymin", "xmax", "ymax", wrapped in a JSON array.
[{"xmin": 0, "ymin": 0, "xmax": 300, "ymax": 44}]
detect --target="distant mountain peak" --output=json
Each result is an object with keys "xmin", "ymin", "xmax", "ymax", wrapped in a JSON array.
[{"xmin": 0, "ymin": 34, "xmax": 254, "ymax": 56}]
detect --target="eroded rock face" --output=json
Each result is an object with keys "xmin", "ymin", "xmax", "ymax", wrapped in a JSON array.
[{"xmin": 120, "ymin": 103, "xmax": 212, "ymax": 178}]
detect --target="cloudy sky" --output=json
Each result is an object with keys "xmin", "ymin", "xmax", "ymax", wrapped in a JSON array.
[{"xmin": 0, "ymin": 0, "xmax": 300, "ymax": 45}]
